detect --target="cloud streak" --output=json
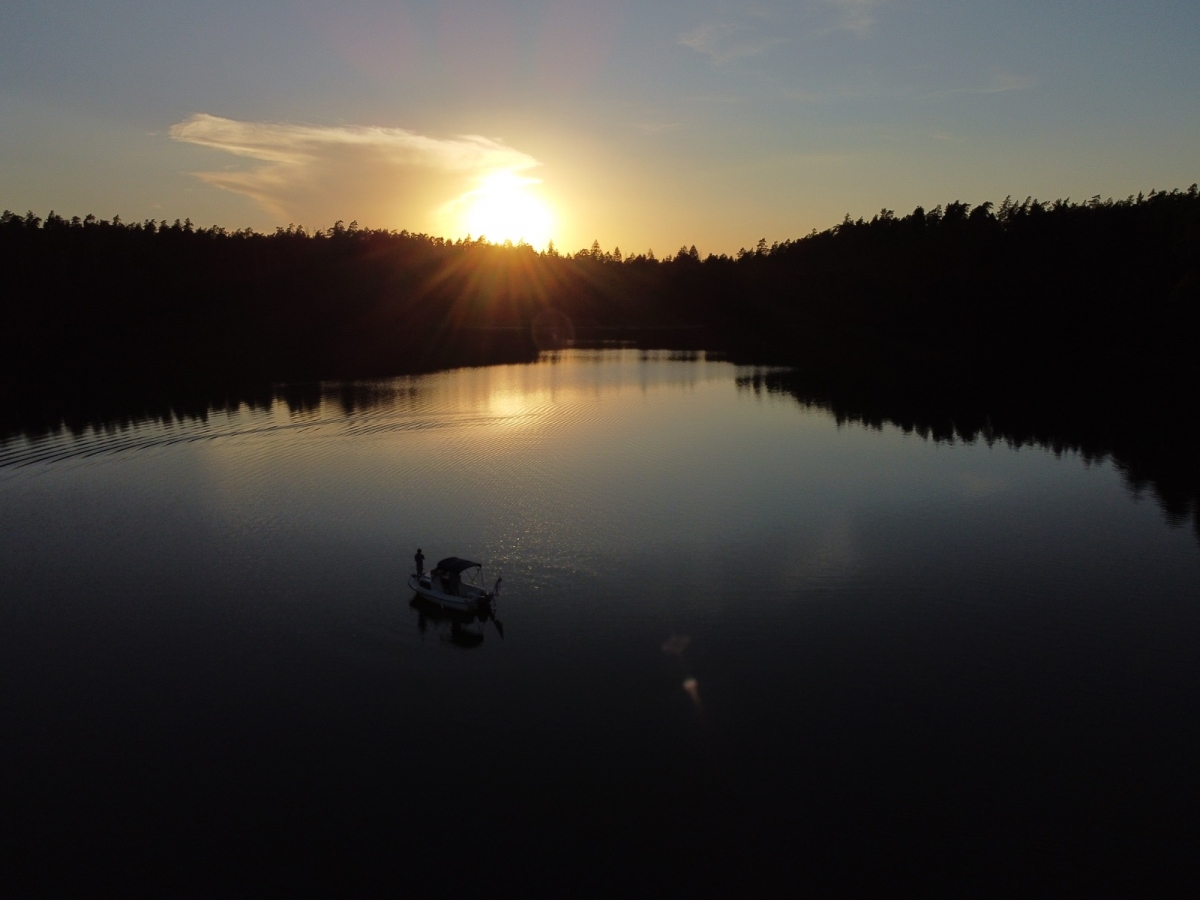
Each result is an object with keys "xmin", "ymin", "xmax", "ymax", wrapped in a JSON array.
[
  {"xmin": 169, "ymin": 114, "xmax": 542, "ymax": 230},
  {"xmin": 679, "ymin": 22, "xmax": 780, "ymax": 65},
  {"xmin": 680, "ymin": 2, "xmax": 885, "ymax": 67},
  {"xmin": 826, "ymin": 0, "xmax": 882, "ymax": 35}
]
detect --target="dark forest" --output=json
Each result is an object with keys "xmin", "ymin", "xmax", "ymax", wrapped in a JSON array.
[{"xmin": 2, "ymin": 187, "xmax": 1198, "ymax": 536}]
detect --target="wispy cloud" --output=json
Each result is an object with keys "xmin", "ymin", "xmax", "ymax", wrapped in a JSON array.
[
  {"xmin": 681, "ymin": 3, "xmax": 883, "ymax": 66},
  {"xmin": 679, "ymin": 22, "xmax": 781, "ymax": 65},
  {"xmin": 783, "ymin": 70, "xmax": 1036, "ymax": 105},
  {"xmin": 928, "ymin": 72, "xmax": 1040, "ymax": 98},
  {"xmin": 169, "ymin": 113, "xmax": 541, "ymax": 230},
  {"xmin": 826, "ymin": 0, "xmax": 883, "ymax": 35}
]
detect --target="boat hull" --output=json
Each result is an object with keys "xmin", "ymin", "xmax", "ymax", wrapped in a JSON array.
[{"xmin": 407, "ymin": 574, "xmax": 491, "ymax": 612}]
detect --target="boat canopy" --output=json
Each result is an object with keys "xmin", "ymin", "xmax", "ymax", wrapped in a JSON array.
[{"xmin": 435, "ymin": 557, "xmax": 482, "ymax": 574}]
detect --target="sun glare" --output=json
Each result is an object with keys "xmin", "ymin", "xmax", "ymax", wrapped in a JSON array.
[{"xmin": 458, "ymin": 171, "xmax": 554, "ymax": 248}]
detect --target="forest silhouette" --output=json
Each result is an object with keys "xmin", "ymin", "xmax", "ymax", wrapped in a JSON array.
[{"xmin": 2, "ymin": 187, "xmax": 1198, "ymax": 536}]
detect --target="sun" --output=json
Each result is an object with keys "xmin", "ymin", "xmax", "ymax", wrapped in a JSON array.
[{"xmin": 458, "ymin": 171, "xmax": 554, "ymax": 248}]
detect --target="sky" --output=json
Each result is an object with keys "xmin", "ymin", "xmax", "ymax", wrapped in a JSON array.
[{"xmin": 1, "ymin": 1, "xmax": 1198, "ymax": 254}]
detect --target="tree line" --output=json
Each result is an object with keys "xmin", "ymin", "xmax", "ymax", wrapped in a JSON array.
[
  {"xmin": 2, "ymin": 188, "xmax": 1197, "ymax": 538},
  {"xmin": 3, "ymin": 186, "xmax": 1196, "ymax": 385},
  {"xmin": 2, "ymin": 185, "xmax": 1198, "ymax": 430}
]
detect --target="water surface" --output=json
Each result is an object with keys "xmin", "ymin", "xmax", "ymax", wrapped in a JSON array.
[{"xmin": 2, "ymin": 350, "xmax": 1197, "ymax": 892}]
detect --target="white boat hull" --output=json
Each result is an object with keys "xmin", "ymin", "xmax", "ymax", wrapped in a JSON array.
[{"xmin": 408, "ymin": 574, "xmax": 492, "ymax": 612}]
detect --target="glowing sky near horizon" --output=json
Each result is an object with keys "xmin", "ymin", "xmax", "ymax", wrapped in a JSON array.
[{"xmin": 1, "ymin": 1, "xmax": 1197, "ymax": 254}]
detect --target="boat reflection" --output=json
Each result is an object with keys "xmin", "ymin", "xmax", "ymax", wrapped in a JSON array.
[{"xmin": 409, "ymin": 595, "xmax": 504, "ymax": 649}]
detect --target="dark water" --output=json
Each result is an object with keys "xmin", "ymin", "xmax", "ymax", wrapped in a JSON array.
[{"xmin": 2, "ymin": 350, "xmax": 1198, "ymax": 894}]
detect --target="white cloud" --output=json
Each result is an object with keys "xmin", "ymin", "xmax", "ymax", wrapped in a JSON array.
[
  {"xmin": 679, "ymin": 22, "xmax": 780, "ymax": 65},
  {"xmin": 168, "ymin": 113, "xmax": 542, "ymax": 231}
]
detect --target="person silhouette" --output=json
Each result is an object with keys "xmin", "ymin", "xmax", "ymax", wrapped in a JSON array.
[{"xmin": 414, "ymin": 548, "xmax": 425, "ymax": 576}]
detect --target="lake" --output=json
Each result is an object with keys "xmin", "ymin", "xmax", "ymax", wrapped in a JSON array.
[{"xmin": 2, "ymin": 349, "xmax": 1198, "ymax": 893}]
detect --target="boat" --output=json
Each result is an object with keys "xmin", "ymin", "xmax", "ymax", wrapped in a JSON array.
[{"xmin": 408, "ymin": 556, "xmax": 501, "ymax": 613}]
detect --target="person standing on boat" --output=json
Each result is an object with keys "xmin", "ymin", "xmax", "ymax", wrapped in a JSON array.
[{"xmin": 414, "ymin": 548, "xmax": 425, "ymax": 576}]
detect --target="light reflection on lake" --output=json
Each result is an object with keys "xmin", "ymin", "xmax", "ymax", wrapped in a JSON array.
[{"xmin": 2, "ymin": 350, "xmax": 1198, "ymax": 893}]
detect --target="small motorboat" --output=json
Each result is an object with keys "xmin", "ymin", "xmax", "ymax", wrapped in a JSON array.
[{"xmin": 408, "ymin": 556, "xmax": 501, "ymax": 613}]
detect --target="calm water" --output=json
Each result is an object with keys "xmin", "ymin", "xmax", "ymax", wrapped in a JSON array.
[{"xmin": 2, "ymin": 350, "xmax": 1198, "ymax": 893}]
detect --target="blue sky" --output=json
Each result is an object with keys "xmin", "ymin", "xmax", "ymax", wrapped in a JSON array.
[{"xmin": 2, "ymin": 1, "xmax": 1197, "ymax": 253}]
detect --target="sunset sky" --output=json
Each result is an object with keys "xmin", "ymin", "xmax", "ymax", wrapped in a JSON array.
[{"xmin": 2, "ymin": 1, "xmax": 1197, "ymax": 254}]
